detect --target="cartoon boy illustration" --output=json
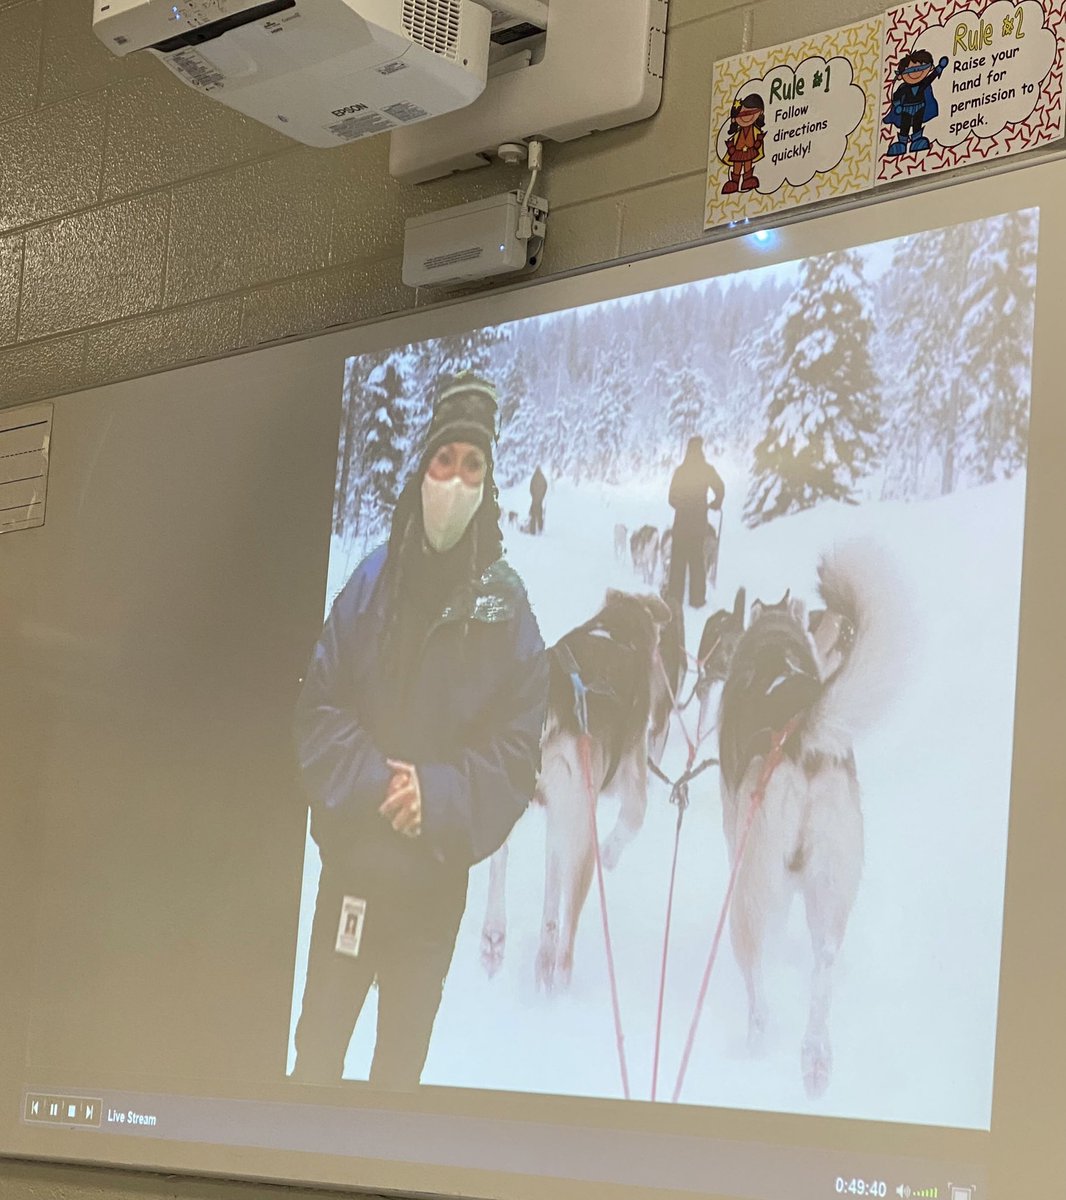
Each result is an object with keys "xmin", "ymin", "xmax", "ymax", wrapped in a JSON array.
[
  {"xmin": 721, "ymin": 93, "xmax": 766, "ymax": 193},
  {"xmin": 884, "ymin": 49, "xmax": 950, "ymax": 155}
]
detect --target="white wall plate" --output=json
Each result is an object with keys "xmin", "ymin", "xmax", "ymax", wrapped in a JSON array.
[{"xmin": 389, "ymin": 0, "xmax": 668, "ymax": 182}]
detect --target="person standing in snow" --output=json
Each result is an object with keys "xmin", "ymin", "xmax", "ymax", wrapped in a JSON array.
[
  {"xmin": 292, "ymin": 371, "xmax": 548, "ymax": 1090},
  {"xmin": 529, "ymin": 465, "xmax": 547, "ymax": 535},
  {"xmin": 667, "ymin": 436, "xmax": 725, "ymax": 609}
]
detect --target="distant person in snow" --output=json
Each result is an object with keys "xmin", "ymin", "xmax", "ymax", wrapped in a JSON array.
[
  {"xmin": 292, "ymin": 371, "xmax": 548, "ymax": 1090},
  {"xmin": 529, "ymin": 465, "xmax": 547, "ymax": 535},
  {"xmin": 667, "ymin": 436, "xmax": 725, "ymax": 609}
]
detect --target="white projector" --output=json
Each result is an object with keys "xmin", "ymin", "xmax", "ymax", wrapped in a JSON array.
[
  {"xmin": 402, "ymin": 190, "xmax": 547, "ymax": 287},
  {"xmin": 92, "ymin": 0, "xmax": 491, "ymax": 148}
]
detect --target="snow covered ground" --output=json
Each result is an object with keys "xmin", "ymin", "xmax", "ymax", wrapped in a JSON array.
[{"xmin": 288, "ymin": 471, "xmax": 1026, "ymax": 1131}]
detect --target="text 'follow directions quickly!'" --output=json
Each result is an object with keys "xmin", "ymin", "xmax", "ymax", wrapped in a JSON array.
[{"xmin": 706, "ymin": 19, "xmax": 884, "ymax": 229}]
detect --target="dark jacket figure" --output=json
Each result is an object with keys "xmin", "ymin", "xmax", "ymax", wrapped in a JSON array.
[
  {"xmin": 667, "ymin": 436, "xmax": 725, "ymax": 609},
  {"xmin": 293, "ymin": 373, "xmax": 547, "ymax": 1091},
  {"xmin": 529, "ymin": 466, "xmax": 547, "ymax": 535}
]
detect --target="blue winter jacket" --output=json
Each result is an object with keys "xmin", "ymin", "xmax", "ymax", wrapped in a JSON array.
[{"xmin": 295, "ymin": 545, "xmax": 547, "ymax": 916}]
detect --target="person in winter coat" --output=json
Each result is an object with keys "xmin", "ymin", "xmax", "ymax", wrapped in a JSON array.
[
  {"xmin": 529, "ymin": 465, "xmax": 547, "ymax": 535},
  {"xmin": 292, "ymin": 371, "xmax": 548, "ymax": 1090},
  {"xmin": 667, "ymin": 436, "xmax": 725, "ymax": 609}
]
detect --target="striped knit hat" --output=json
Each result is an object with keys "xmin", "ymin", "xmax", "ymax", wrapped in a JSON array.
[{"xmin": 420, "ymin": 371, "xmax": 499, "ymax": 472}]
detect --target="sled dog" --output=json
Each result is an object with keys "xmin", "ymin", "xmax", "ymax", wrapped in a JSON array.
[
  {"xmin": 717, "ymin": 541, "xmax": 902, "ymax": 1098},
  {"xmin": 694, "ymin": 587, "xmax": 746, "ymax": 742},
  {"xmin": 478, "ymin": 590, "xmax": 673, "ymax": 984},
  {"xmin": 534, "ymin": 588, "xmax": 672, "ymax": 989},
  {"xmin": 630, "ymin": 525, "xmax": 660, "ymax": 586},
  {"xmin": 614, "ymin": 523, "xmax": 629, "ymax": 563},
  {"xmin": 648, "ymin": 595, "xmax": 686, "ymax": 767}
]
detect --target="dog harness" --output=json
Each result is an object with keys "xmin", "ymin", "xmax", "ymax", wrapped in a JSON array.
[{"xmin": 551, "ymin": 622, "xmax": 643, "ymax": 789}]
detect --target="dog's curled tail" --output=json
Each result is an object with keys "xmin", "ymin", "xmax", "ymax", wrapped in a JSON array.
[{"xmin": 805, "ymin": 538, "xmax": 910, "ymax": 761}]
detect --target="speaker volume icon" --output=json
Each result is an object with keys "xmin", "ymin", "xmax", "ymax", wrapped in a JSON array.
[{"xmin": 896, "ymin": 1188, "xmax": 911, "ymax": 1198}]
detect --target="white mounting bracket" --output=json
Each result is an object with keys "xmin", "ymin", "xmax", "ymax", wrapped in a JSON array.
[{"xmin": 389, "ymin": 0, "xmax": 668, "ymax": 184}]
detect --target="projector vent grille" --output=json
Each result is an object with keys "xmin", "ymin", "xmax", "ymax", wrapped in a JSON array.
[
  {"xmin": 402, "ymin": 0, "xmax": 462, "ymax": 61},
  {"xmin": 424, "ymin": 245, "xmax": 483, "ymax": 270}
]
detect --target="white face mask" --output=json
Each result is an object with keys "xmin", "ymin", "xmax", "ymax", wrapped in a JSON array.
[{"xmin": 421, "ymin": 474, "xmax": 484, "ymax": 553}]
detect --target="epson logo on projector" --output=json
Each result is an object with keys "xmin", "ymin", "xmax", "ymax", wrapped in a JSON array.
[{"xmin": 331, "ymin": 103, "xmax": 369, "ymax": 117}]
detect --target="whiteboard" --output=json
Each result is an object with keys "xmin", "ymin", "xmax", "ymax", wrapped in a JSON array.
[{"xmin": 1, "ymin": 155, "xmax": 1064, "ymax": 1200}]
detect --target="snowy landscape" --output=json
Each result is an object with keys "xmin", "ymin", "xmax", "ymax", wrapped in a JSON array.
[{"xmin": 289, "ymin": 209, "xmax": 1037, "ymax": 1131}]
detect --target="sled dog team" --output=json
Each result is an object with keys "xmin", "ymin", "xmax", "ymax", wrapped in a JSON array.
[
  {"xmin": 617, "ymin": 521, "xmax": 719, "ymax": 596},
  {"xmin": 482, "ymin": 537, "xmax": 902, "ymax": 1099}
]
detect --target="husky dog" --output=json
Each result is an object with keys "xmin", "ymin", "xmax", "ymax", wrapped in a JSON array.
[
  {"xmin": 479, "ymin": 590, "xmax": 673, "ymax": 985},
  {"xmin": 535, "ymin": 589, "xmax": 672, "ymax": 989},
  {"xmin": 649, "ymin": 595, "xmax": 686, "ymax": 767},
  {"xmin": 659, "ymin": 527, "xmax": 673, "ymax": 587},
  {"xmin": 614, "ymin": 523, "xmax": 629, "ymax": 562},
  {"xmin": 630, "ymin": 525, "xmax": 660, "ymax": 586},
  {"xmin": 717, "ymin": 542, "xmax": 901, "ymax": 1098},
  {"xmin": 694, "ymin": 587, "xmax": 746, "ymax": 742}
]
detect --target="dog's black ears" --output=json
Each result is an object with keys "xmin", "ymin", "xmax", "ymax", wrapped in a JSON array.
[
  {"xmin": 750, "ymin": 587, "xmax": 788, "ymax": 623},
  {"xmin": 642, "ymin": 594, "xmax": 672, "ymax": 626}
]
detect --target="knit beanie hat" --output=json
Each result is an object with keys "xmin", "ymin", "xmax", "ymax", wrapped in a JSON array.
[{"xmin": 420, "ymin": 371, "xmax": 499, "ymax": 473}]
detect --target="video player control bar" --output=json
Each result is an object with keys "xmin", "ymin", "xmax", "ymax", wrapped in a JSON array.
[{"xmin": 24, "ymin": 1094, "xmax": 101, "ymax": 1127}]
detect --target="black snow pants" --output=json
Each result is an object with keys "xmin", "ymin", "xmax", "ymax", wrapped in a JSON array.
[
  {"xmin": 292, "ymin": 866, "xmax": 466, "ymax": 1090},
  {"xmin": 667, "ymin": 523, "xmax": 708, "ymax": 608}
]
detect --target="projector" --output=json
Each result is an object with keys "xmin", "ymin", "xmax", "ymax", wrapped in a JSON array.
[
  {"xmin": 402, "ymin": 189, "xmax": 547, "ymax": 287},
  {"xmin": 92, "ymin": 0, "xmax": 491, "ymax": 148}
]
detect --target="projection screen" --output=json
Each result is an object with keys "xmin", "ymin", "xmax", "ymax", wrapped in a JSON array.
[{"xmin": 1, "ymin": 155, "xmax": 1064, "ymax": 1200}]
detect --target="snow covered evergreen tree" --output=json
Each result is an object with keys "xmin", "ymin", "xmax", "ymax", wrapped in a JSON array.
[
  {"xmin": 361, "ymin": 358, "xmax": 411, "ymax": 540},
  {"xmin": 667, "ymin": 366, "xmax": 711, "ymax": 457},
  {"xmin": 495, "ymin": 351, "xmax": 538, "ymax": 486},
  {"xmin": 745, "ymin": 249, "xmax": 882, "ymax": 527},
  {"xmin": 334, "ymin": 356, "xmax": 366, "ymax": 537},
  {"xmin": 437, "ymin": 324, "xmax": 509, "ymax": 379},
  {"xmin": 954, "ymin": 209, "xmax": 1036, "ymax": 486},
  {"xmin": 588, "ymin": 334, "xmax": 636, "ymax": 483},
  {"xmin": 876, "ymin": 223, "xmax": 982, "ymax": 500},
  {"xmin": 875, "ymin": 211, "xmax": 1035, "ymax": 499}
]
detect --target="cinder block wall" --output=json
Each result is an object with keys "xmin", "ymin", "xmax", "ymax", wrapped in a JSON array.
[
  {"xmin": 0, "ymin": 0, "xmax": 887, "ymax": 1195},
  {"xmin": 0, "ymin": 0, "xmax": 891, "ymax": 411}
]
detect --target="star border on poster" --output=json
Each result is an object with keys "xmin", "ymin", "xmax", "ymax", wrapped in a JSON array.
[{"xmin": 877, "ymin": 0, "xmax": 1066, "ymax": 183}]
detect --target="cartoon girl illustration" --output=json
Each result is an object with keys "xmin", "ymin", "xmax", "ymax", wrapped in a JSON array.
[{"xmin": 720, "ymin": 92, "xmax": 766, "ymax": 194}]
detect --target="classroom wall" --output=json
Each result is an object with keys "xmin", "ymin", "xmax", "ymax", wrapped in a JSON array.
[
  {"xmin": 0, "ymin": 0, "xmax": 878, "ymax": 1196},
  {"xmin": 0, "ymin": 0, "xmax": 895, "ymax": 412}
]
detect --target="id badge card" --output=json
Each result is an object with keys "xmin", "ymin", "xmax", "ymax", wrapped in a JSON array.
[{"xmin": 335, "ymin": 895, "xmax": 367, "ymax": 957}]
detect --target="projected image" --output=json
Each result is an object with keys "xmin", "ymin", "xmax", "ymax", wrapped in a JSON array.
[{"xmin": 288, "ymin": 210, "xmax": 1036, "ymax": 1130}]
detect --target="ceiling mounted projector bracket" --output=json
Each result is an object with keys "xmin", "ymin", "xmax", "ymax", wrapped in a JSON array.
[{"xmin": 389, "ymin": 0, "xmax": 668, "ymax": 183}]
